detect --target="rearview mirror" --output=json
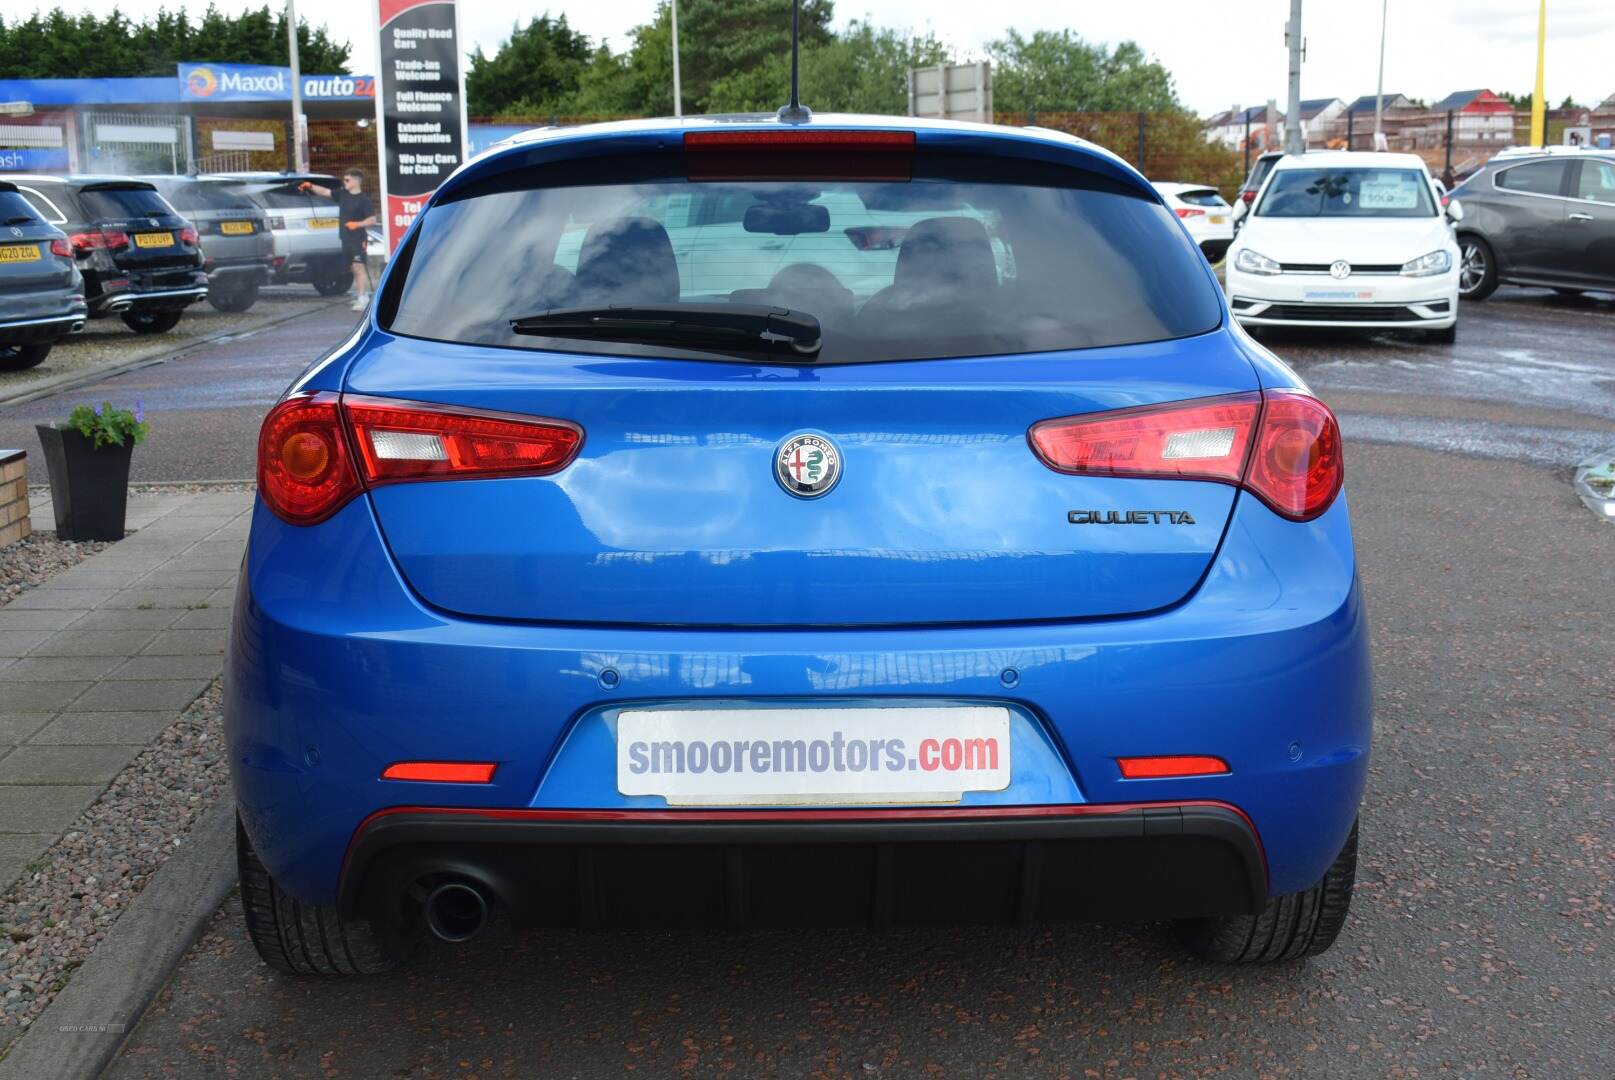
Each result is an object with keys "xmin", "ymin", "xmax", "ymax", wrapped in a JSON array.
[
  {"xmin": 1445, "ymin": 199, "xmax": 1465, "ymax": 223},
  {"xmin": 743, "ymin": 202, "xmax": 829, "ymax": 235}
]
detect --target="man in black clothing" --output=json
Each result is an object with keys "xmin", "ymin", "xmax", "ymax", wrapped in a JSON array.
[{"xmin": 299, "ymin": 169, "xmax": 378, "ymax": 310}]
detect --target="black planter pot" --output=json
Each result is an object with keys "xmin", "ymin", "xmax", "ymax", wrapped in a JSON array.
[{"xmin": 35, "ymin": 423, "xmax": 134, "ymax": 541}]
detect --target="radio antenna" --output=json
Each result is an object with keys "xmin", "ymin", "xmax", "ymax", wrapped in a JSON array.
[{"xmin": 777, "ymin": 0, "xmax": 812, "ymax": 123}]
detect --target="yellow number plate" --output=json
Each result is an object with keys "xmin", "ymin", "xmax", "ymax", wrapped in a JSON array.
[
  {"xmin": 219, "ymin": 220, "xmax": 255, "ymax": 235},
  {"xmin": 1209, "ymin": 214, "xmax": 1228, "ymax": 224},
  {"xmin": 0, "ymin": 243, "xmax": 41, "ymax": 263},
  {"xmin": 134, "ymin": 231, "xmax": 174, "ymax": 249},
  {"xmin": 308, "ymin": 217, "xmax": 338, "ymax": 229}
]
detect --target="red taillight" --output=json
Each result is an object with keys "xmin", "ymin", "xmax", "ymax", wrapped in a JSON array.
[
  {"xmin": 1175, "ymin": 207, "xmax": 1206, "ymax": 219},
  {"xmin": 1241, "ymin": 190, "xmax": 1257, "ymax": 204},
  {"xmin": 1028, "ymin": 390, "xmax": 1343, "ymax": 522},
  {"xmin": 343, "ymin": 395, "xmax": 583, "ymax": 485},
  {"xmin": 267, "ymin": 215, "xmax": 286, "ymax": 230},
  {"xmin": 257, "ymin": 392, "xmax": 362, "ymax": 525},
  {"xmin": 49, "ymin": 238, "xmax": 72, "ymax": 258},
  {"xmin": 684, "ymin": 129, "xmax": 915, "ymax": 180},
  {"xmin": 180, "ymin": 225, "xmax": 199, "ymax": 246},
  {"xmin": 381, "ymin": 761, "xmax": 498, "ymax": 783},
  {"xmin": 69, "ymin": 232, "xmax": 102, "ymax": 255},
  {"xmin": 1242, "ymin": 391, "xmax": 1343, "ymax": 521},
  {"xmin": 101, "ymin": 230, "xmax": 129, "ymax": 251},
  {"xmin": 1117, "ymin": 755, "xmax": 1230, "ymax": 779}
]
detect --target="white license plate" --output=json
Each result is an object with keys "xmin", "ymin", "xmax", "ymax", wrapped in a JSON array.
[
  {"xmin": 1303, "ymin": 287, "xmax": 1376, "ymax": 301},
  {"xmin": 617, "ymin": 706, "xmax": 1011, "ymax": 806}
]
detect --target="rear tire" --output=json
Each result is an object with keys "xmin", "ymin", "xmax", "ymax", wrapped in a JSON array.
[
  {"xmin": 1457, "ymin": 235, "xmax": 1497, "ymax": 301},
  {"xmin": 1173, "ymin": 819, "xmax": 1357, "ymax": 964},
  {"xmin": 0, "ymin": 342, "xmax": 51, "ymax": 371},
  {"xmin": 236, "ymin": 815, "xmax": 414, "ymax": 975},
  {"xmin": 313, "ymin": 275, "xmax": 350, "ymax": 297},
  {"xmin": 121, "ymin": 309, "xmax": 184, "ymax": 334},
  {"xmin": 208, "ymin": 283, "xmax": 259, "ymax": 313}
]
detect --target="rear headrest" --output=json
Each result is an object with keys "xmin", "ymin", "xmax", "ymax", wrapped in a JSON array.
[
  {"xmin": 574, "ymin": 216, "xmax": 679, "ymax": 305},
  {"xmin": 894, "ymin": 216, "xmax": 998, "ymax": 295}
]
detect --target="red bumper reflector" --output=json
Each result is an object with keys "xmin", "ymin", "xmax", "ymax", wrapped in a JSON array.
[
  {"xmin": 381, "ymin": 761, "xmax": 498, "ymax": 783},
  {"xmin": 683, "ymin": 129, "xmax": 915, "ymax": 181},
  {"xmin": 1116, "ymin": 755, "xmax": 1230, "ymax": 779}
]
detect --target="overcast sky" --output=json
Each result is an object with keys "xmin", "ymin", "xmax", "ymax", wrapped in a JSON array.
[{"xmin": 90, "ymin": 0, "xmax": 1615, "ymax": 114}]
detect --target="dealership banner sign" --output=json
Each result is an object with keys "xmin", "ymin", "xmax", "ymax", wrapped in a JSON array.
[
  {"xmin": 372, "ymin": 0, "xmax": 469, "ymax": 253},
  {"xmin": 177, "ymin": 62, "xmax": 374, "ymax": 102}
]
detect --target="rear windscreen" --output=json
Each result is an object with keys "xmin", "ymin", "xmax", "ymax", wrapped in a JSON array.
[
  {"xmin": 77, "ymin": 187, "xmax": 174, "ymax": 220},
  {"xmin": 247, "ymin": 183, "xmax": 335, "ymax": 210},
  {"xmin": 0, "ymin": 191, "xmax": 43, "ymax": 224},
  {"xmin": 1175, "ymin": 188, "xmax": 1227, "ymax": 207},
  {"xmin": 1257, "ymin": 168, "xmax": 1437, "ymax": 218},
  {"xmin": 167, "ymin": 182, "xmax": 258, "ymax": 213},
  {"xmin": 384, "ymin": 158, "xmax": 1223, "ymax": 363}
]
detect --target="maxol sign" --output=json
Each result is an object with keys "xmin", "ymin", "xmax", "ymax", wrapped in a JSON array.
[{"xmin": 177, "ymin": 63, "xmax": 375, "ymax": 102}]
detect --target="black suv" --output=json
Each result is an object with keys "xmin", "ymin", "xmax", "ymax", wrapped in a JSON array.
[
  {"xmin": 1449, "ymin": 149, "xmax": 1615, "ymax": 300},
  {"xmin": 8, "ymin": 175, "xmax": 208, "ymax": 333}
]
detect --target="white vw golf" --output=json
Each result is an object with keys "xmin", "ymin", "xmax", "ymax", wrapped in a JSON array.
[{"xmin": 1224, "ymin": 151, "xmax": 1462, "ymax": 342}]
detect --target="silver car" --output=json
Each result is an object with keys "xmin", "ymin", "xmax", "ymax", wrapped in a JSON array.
[
  {"xmin": 142, "ymin": 175, "xmax": 273, "ymax": 312},
  {"xmin": 213, "ymin": 173, "xmax": 350, "ymax": 296},
  {"xmin": 0, "ymin": 179, "xmax": 85, "ymax": 371}
]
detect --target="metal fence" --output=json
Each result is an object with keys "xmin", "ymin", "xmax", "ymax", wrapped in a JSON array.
[{"xmin": 81, "ymin": 110, "xmax": 189, "ymax": 174}]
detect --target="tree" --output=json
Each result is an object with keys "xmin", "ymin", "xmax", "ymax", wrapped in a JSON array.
[
  {"xmin": 0, "ymin": 4, "xmax": 349, "ymax": 78},
  {"xmin": 705, "ymin": 20, "xmax": 951, "ymax": 114},
  {"xmin": 987, "ymin": 30, "xmax": 1178, "ymax": 114},
  {"xmin": 466, "ymin": 15, "xmax": 591, "ymax": 116}
]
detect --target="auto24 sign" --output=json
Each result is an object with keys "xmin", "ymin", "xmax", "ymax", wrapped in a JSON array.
[{"xmin": 373, "ymin": 0, "xmax": 468, "ymax": 253}]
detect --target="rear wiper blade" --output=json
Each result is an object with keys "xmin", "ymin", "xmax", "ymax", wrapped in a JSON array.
[
  {"xmin": 510, "ymin": 303, "xmax": 821, "ymax": 359},
  {"xmin": 2, "ymin": 215, "xmax": 34, "ymax": 225}
]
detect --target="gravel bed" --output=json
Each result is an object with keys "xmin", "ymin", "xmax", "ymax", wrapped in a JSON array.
[
  {"xmin": 0, "ymin": 532, "xmax": 108, "ymax": 609},
  {"xmin": 0, "ymin": 291, "xmax": 338, "ymax": 394},
  {"xmin": 0, "ymin": 679, "xmax": 226, "ymax": 1050}
]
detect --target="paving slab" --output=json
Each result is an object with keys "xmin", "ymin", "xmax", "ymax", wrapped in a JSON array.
[
  {"xmin": 2, "ymin": 655, "xmax": 126, "ymax": 682},
  {"xmin": 29, "ymin": 630, "xmax": 161, "ymax": 657},
  {"xmin": 110, "ymin": 654, "xmax": 224, "ymax": 681},
  {"xmin": 4, "ymin": 588, "xmax": 119, "ymax": 611},
  {"xmin": 67, "ymin": 608, "xmax": 185, "ymax": 631},
  {"xmin": 0, "ymin": 629, "xmax": 52, "ymax": 656},
  {"xmin": 1, "ymin": 680, "xmax": 90, "ymax": 712},
  {"xmin": 72, "ymin": 679, "xmax": 208, "ymax": 713},
  {"xmin": 0, "ymin": 713, "xmax": 51, "ymax": 746},
  {"xmin": 27, "ymin": 712, "xmax": 176, "ymax": 747},
  {"xmin": 0, "ymin": 784, "xmax": 103, "ymax": 833},
  {"xmin": 0, "ymin": 745, "xmax": 139, "ymax": 785},
  {"xmin": 137, "ymin": 629, "xmax": 227, "ymax": 656},
  {"xmin": 0, "ymin": 608, "xmax": 81, "ymax": 631}
]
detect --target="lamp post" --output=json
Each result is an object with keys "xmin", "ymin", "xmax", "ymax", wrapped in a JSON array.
[
  {"xmin": 1529, "ymin": 0, "xmax": 1547, "ymax": 146},
  {"xmin": 1373, "ymin": 0, "xmax": 1388, "ymax": 150},
  {"xmin": 670, "ymin": 0, "xmax": 683, "ymax": 118},
  {"xmin": 286, "ymin": 0, "xmax": 307, "ymax": 172}
]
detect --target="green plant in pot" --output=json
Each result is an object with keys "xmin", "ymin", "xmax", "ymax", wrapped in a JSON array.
[{"xmin": 35, "ymin": 400, "xmax": 149, "ymax": 541}]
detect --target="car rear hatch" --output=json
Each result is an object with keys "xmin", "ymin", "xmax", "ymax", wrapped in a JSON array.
[
  {"xmin": 347, "ymin": 130, "xmax": 1253, "ymax": 628},
  {"xmin": 76, "ymin": 183, "xmax": 197, "ymax": 274},
  {"xmin": 348, "ymin": 335, "xmax": 1260, "ymax": 627},
  {"xmin": 0, "ymin": 190, "xmax": 76, "ymax": 316}
]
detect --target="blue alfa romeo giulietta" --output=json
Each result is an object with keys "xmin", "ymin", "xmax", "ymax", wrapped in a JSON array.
[{"xmin": 228, "ymin": 113, "xmax": 1370, "ymax": 973}]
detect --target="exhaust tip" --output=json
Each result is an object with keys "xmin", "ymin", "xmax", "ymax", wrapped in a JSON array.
[{"xmin": 423, "ymin": 880, "xmax": 489, "ymax": 943}]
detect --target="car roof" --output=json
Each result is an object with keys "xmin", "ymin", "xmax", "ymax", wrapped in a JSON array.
[
  {"xmin": 1271, "ymin": 150, "xmax": 1429, "ymax": 171},
  {"xmin": 208, "ymin": 171, "xmax": 335, "ymax": 182},
  {"xmin": 453, "ymin": 113, "xmax": 1157, "ymax": 204},
  {"xmin": 0, "ymin": 174, "xmax": 158, "ymax": 189},
  {"xmin": 1152, "ymin": 181, "xmax": 1221, "ymax": 194}
]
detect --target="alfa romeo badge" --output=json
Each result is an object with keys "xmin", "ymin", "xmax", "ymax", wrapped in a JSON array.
[{"xmin": 775, "ymin": 433, "xmax": 842, "ymax": 498}]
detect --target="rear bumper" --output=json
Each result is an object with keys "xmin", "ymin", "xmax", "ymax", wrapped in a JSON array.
[
  {"xmin": 205, "ymin": 261, "xmax": 271, "ymax": 289},
  {"xmin": 0, "ymin": 308, "xmax": 86, "ymax": 343},
  {"xmin": 229, "ymin": 486, "xmax": 1372, "ymax": 913},
  {"xmin": 339, "ymin": 802, "xmax": 1267, "ymax": 926}
]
